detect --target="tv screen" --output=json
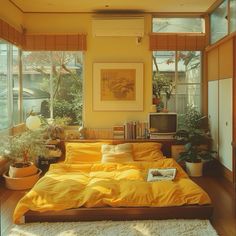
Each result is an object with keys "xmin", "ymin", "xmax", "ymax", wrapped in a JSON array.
[{"xmin": 149, "ymin": 113, "xmax": 177, "ymax": 134}]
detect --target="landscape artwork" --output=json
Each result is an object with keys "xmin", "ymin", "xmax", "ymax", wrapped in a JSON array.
[{"xmin": 100, "ymin": 69, "xmax": 136, "ymax": 101}]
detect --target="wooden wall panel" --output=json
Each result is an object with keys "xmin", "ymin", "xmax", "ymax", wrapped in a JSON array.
[
  {"xmin": 67, "ymin": 35, "xmax": 79, "ymax": 50},
  {"xmin": 153, "ymin": 34, "xmax": 168, "ymax": 50},
  {"xmin": 24, "ymin": 35, "xmax": 35, "ymax": 50},
  {"xmin": 167, "ymin": 34, "xmax": 177, "ymax": 50},
  {"xmin": 185, "ymin": 35, "xmax": 197, "ymax": 50},
  {"xmin": 0, "ymin": 18, "xmax": 87, "ymax": 51},
  {"xmin": 55, "ymin": 35, "xmax": 67, "ymax": 50},
  {"xmin": 23, "ymin": 34, "xmax": 87, "ymax": 51},
  {"xmin": 1, "ymin": 20, "xmax": 9, "ymax": 40},
  {"xmin": 197, "ymin": 35, "xmax": 207, "ymax": 49},
  {"xmin": 233, "ymin": 36, "xmax": 236, "ymax": 186},
  {"xmin": 207, "ymin": 47, "xmax": 219, "ymax": 81},
  {"xmin": 176, "ymin": 35, "xmax": 186, "ymax": 50},
  {"xmin": 34, "ymin": 35, "xmax": 46, "ymax": 50},
  {"xmin": 45, "ymin": 35, "xmax": 55, "ymax": 51},
  {"xmin": 149, "ymin": 34, "xmax": 206, "ymax": 51},
  {"xmin": 219, "ymin": 39, "xmax": 233, "ymax": 79},
  {"xmin": 0, "ymin": 19, "xmax": 23, "ymax": 47}
]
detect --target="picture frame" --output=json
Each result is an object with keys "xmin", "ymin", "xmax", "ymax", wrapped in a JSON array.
[{"xmin": 93, "ymin": 62, "xmax": 143, "ymax": 111}]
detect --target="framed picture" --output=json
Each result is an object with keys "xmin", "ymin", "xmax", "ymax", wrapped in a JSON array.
[{"xmin": 93, "ymin": 62, "xmax": 143, "ymax": 111}]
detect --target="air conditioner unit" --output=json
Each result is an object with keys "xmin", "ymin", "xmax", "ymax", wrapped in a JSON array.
[{"xmin": 92, "ymin": 16, "xmax": 144, "ymax": 37}]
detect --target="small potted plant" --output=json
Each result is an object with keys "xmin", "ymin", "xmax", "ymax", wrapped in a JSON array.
[
  {"xmin": 42, "ymin": 117, "xmax": 70, "ymax": 144},
  {"xmin": 0, "ymin": 130, "xmax": 48, "ymax": 190}
]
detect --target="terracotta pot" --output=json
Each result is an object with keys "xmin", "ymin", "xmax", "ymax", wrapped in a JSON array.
[
  {"xmin": 8, "ymin": 162, "xmax": 38, "ymax": 178},
  {"xmin": 185, "ymin": 161, "xmax": 203, "ymax": 177},
  {"xmin": 3, "ymin": 169, "xmax": 42, "ymax": 190}
]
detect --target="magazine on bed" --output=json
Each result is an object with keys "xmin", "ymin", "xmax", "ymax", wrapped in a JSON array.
[{"xmin": 147, "ymin": 168, "xmax": 176, "ymax": 182}]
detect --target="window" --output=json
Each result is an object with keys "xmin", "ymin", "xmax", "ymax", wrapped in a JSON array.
[
  {"xmin": 13, "ymin": 46, "xmax": 20, "ymax": 125},
  {"xmin": 0, "ymin": 40, "xmax": 21, "ymax": 130},
  {"xmin": 22, "ymin": 51, "xmax": 83, "ymax": 125},
  {"xmin": 0, "ymin": 41, "xmax": 9, "ymax": 130},
  {"xmin": 210, "ymin": 0, "xmax": 228, "ymax": 44},
  {"xmin": 230, "ymin": 0, "xmax": 236, "ymax": 33},
  {"xmin": 152, "ymin": 17, "xmax": 205, "ymax": 33},
  {"xmin": 152, "ymin": 51, "xmax": 202, "ymax": 121}
]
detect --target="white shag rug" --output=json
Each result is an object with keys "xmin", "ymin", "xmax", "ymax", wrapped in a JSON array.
[{"xmin": 8, "ymin": 219, "xmax": 218, "ymax": 236}]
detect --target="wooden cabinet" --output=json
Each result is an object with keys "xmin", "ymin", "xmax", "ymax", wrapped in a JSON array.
[
  {"xmin": 171, "ymin": 145, "xmax": 185, "ymax": 160},
  {"xmin": 207, "ymin": 48, "xmax": 218, "ymax": 81},
  {"xmin": 207, "ymin": 78, "xmax": 233, "ymax": 172},
  {"xmin": 208, "ymin": 80, "xmax": 218, "ymax": 152},
  {"xmin": 219, "ymin": 39, "xmax": 233, "ymax": 79},
  {"xmin": 219, "ymin": 78, "xmax": 233, "ymax": 171},
  {"xmin": 207, "ymin": 37, "xmax": 234, "ymax": 179}
]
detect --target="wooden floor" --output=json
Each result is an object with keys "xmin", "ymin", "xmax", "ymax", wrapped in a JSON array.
[{"xmin": 0, "ymin": 176, "xmax": 236, "ymax": 236}]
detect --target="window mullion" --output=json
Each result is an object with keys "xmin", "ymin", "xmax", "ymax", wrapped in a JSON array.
[
  {"xmin": 19, "ymin": 49, "xmax": 23, "ymax": 123},
  {"xmin": 7, "ymin": 44, "xmax": 13, "ymax": 128},
  {"xmin": 175, "ymin": 51, "xmax": 178, "ymax": 113}
]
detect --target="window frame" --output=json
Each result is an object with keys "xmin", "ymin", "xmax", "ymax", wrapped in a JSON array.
[
  {"xmin": 152, "ymin": 16, "xmax": 206, "ymax": 34},
  {"xmin": 152, "ymin": 50, "xmax": 203, "ymax": 115}
]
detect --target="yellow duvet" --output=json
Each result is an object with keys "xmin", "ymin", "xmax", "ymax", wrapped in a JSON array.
[{"xmin": 13, "ymin": 159, "xmax": 211, "ymax": 224}]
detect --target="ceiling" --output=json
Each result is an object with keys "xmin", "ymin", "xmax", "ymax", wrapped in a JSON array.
[{"xmin": 10, "ymin": 0, "xmax": 219, "ymax": 13}]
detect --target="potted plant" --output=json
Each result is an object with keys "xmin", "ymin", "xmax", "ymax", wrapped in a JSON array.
[
  {"xmin": 0, "ymin": 130, "xmax": 48, "ymax": 190},
  {"xmin": 42, "ymin": 117, "xmax": 70, "ymax": 144},
  {"xmin": 176, "ymin": 105, "xmax": 216, "ymax": 177},
  {"xmin": 177, "ymin": 129, "xmax": 216, "ymax": 177}
]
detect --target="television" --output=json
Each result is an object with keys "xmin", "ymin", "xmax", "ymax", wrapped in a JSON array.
[{"xmin": 148, "ymin": 113, "xmax": 177, "ymax": 136}]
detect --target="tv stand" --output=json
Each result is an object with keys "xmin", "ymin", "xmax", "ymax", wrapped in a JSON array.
[{"xmin": 150, "ymin": 133, "xmax": 175, "ymax": 140}]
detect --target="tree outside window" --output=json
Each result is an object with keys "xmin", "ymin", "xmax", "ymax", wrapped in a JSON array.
[{"xmin": 22, "ymin": 51, "xmax": 83, "ymax": 125}]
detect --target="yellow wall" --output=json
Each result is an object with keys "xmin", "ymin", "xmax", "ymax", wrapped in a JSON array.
[
  {"xmin": 0, "ymin": 0, "xmax": 23, "ymax": 31},
  {"xmin": 24, "ymin": 13, "xmax": 153, "ymax": 128}
]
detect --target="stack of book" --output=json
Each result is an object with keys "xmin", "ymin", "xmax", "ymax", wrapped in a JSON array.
[
  {"xmin": 113, "ymin": 126, "xmax": 125, "ymax": 140},
  {"xmin": 124, "ymin": 121, "xmax": 148, "ymax": 139}
]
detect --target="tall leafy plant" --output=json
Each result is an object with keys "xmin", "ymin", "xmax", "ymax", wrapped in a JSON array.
[{"xmin": 0, "ymin": 130, "xmax": 48, "ymax": 166}]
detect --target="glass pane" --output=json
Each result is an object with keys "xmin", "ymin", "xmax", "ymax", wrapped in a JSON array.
[
  {"xmin": 13, "ymin": 46, "xmax": 20, "ymax": 125},
  {"xmin": 175, "ymin": 84, "xmax": 201, "ymax": 114},
  {"xmin": 153, "ymin": 18, "xmax": 205, "ymax": 33},
  {"xmin": 210, "ymin": 0, "xmax": 228, "ymax": 44},
  {"xmin": 230, "ymin": 0, "xmax": 236, "ymax": 33},
  {"xmin": 0, "ymin": 41, "xmax": 9, "ymax": 130},
  {"xmin": 22, "ymin": 52, "xmax": 51, "ymax": 121},
  {"xmin": 51, "ymin": 51, "xmax": 83, "ymax": 125},
  {"xmin": 152, "ymin": 51, "xmax": 175, "ymax": 111},
  {"xmin": 177, "ymin": 51, "xmax": 201, "ymax": 84},
  {"xmin": 22, "ymin": 51, "xmax": 83, "ymax": 125}
]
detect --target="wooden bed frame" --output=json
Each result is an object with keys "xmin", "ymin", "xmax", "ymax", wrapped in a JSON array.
[
  {"xmin": 22, "ymin": 139, "xmax": 213, "ymax": 223},
  {"xmin": 23, "ymin": 205, "xmax": 213, "ymax": 223}
]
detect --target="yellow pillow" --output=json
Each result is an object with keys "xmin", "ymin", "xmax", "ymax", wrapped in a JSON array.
[
  {"xmin": 132, "ymin": 142, "xmax": 165, "ymax": 161},
  {"xmin": 65, "ymin": 142, "xmax": 108, "ymax": 163},
  {"xmin": 101, "ymin": 143, "xmax": 133, "ymax": 163}
]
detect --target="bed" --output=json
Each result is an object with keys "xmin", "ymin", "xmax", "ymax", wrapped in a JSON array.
[{"xmin": 13, "ymin": 140, "xmax": 213, "ymax": 224}]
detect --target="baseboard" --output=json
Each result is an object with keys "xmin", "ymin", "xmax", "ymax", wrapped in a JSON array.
[
  {"xmin": 203, "ymin": 159, "xmax": 233, "ymax": 183},
  {"xmin": 219, "ymin": 163, "xmax": 233, "ymax": 183},
  {"xmin": 212, "ymin": 159, "xmax": 233, "ymax": 183}
]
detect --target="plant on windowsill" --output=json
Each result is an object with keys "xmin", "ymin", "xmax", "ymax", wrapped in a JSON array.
[
  {"xmin": 0, "ymin": 130, "xmax": 48, "ymax": 190},
  {"xmin": 152, "ymin": 55, "xmax": 175, "ymax": 112},
  {"xmin": 42, "ymin": 117, "xmax": 70, "ymax": 144}
]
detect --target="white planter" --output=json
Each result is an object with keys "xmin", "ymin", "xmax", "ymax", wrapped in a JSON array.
[
  {"xmin": 8, "ymin": 162, "xmax": 38, "ymax": 178},
  {"xmin": 185, "ymin": 161, "xmax": 203, "ymax": 177},
  {"xmin": 3, "ymin": 169, "xmax": 42, "ymax": 190}
]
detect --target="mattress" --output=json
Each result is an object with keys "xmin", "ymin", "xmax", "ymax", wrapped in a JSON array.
[{"xmin": 13, "ymin": 158, "xmax": 211, "ymax": 224}]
